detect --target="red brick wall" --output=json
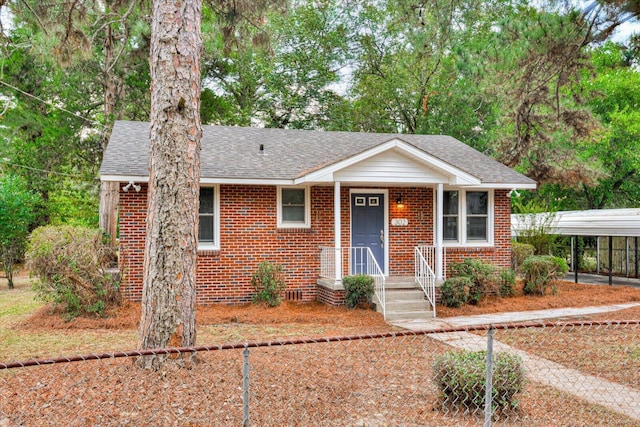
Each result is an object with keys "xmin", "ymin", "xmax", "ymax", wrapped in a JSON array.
[
  {"xmin": 387, "ymin": 188, "xmax": 434, "ymax": 275},
  {"xmin": 444, "ymin": 189, "xmax": 512, "ymax": 274},
  {"xmin": 118, "ymin": 185, "xmax": 512, "ymax": 305}
]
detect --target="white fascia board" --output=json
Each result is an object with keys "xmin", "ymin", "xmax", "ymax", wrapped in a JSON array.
[
  {"xmin": 201, "ymin": 178, "xmax": 295, "ymax": 185},
  {"xmin": 101, "ymin": 174, "xmax": 296, "ymax": 186},
  {"xmin": 457, "ymin": 182, "xmax": 538, "ymax": 190},
  {"xmin": 296, "ymin": 138, "xmax": 482, "ymax": 185},
  {"xmin": 100, "ymin": 175, "xmax": 149, "ymax": 183}
]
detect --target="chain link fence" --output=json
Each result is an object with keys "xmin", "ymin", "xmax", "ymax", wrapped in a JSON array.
[{"xmin": 1, "ymin": 321, "xmax": 639, "ymax": 426}]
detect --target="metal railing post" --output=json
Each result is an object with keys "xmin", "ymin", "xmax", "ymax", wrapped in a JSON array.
[
  {"xmin": 243, "ymin": 346, "xmax": 250, "ymax": 427},
  {"xmin": 484, "ymin": 326, "xmax": 494, "ymax": 427}
]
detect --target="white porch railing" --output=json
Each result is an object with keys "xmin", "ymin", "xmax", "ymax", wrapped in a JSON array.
[
  {"xmin": 416, "ymin": 245, "xmax": 447, "ymax": 280},
  {"xmin": 414, "ymin": 247, "xmax": 437, "ymax": 317},
  {"xmin": 319, "ymin": 246, "xmax": 386, "ymax": 319}
]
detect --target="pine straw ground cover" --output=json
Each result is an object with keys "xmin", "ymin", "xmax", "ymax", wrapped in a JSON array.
[{"xmin": 1, "ymin": 274, "xmax": 640, "ymax": 426}]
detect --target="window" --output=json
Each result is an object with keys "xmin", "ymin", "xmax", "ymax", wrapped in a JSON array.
[
  {"xmin": 466, "ymin": 191, "xmax": 488, "ymax": 241},
  {"xmin": 443, "ymin": 191, "xmax": 459, "ymax": 241},
  {"xmin": 441, "ymin": 189, "xmax": 492, "ymax": 245},
  {"xmin": 278, "ymin": 186, "xmax": 310, "ymax": 228},
  {"xmin": 198, "ymin": 186, "xmax": 219, "ymax": 249}
]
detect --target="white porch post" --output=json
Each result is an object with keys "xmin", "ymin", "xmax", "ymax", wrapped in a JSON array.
[
  {"xmin": 435, "ymin": 183, "xmax": 444, "ymax": 280},
  {"xmin": 334, "ymin": 181, "xmax": 342, "ymax": 282}
]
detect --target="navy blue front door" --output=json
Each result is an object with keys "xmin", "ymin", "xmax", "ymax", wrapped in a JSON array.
[{"xmin": 351, "ymin": 193, "xmax": 385, "ymax": 274}]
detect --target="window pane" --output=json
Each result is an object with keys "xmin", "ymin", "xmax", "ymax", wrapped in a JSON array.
[
  {"xmin": 199, "ymin": 187, "xmax": 214, "ymax": 214},
  {"xmin": 443, "ymin": 217, "xmax": 458, "ymax": 240},
  {"xmin": 467, "ymin": 191, "xmax": 487, "ymax": 215},
  {"xmin": 283, "ymin": 206, "xmax": 305, "ymax": 222},
  {"xmin": 467, "ymin": 217, "xmax": 487, "ymax": 240},
  {"xmin": 443, "ymin": 191, "xmax": 458, "ymax": 215},
  {"xmin": 199, "ymin": 216, "xmax": 214, "ymax": 242},
  {"xmin": 199, "ymin": 187, "xmax": 215, "ymax": 243},
  {"xmin": 282, "ymin": 188, "xmax": 305, "ymax": 206}
]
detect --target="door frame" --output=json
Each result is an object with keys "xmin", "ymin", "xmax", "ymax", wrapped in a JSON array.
[{"xmin": 349, "ymin": 188, "xmax": 389, "ymax": 276}]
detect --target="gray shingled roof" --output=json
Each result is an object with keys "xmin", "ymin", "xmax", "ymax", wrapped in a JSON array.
[{"xmin": 100, "ymin": 120, "xmax": 535, "ymax": 186}]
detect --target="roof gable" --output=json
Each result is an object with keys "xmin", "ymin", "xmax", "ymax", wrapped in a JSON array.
[{"xmin": 298, "ymin": 138, "xmax": 480, "ymax": 185}]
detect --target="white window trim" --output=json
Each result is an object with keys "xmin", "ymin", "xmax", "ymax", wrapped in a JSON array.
[
  {"xmin": 198, "ymin": 185, "xmax": 220, "ymax": 250},
  {"xmin": 277, "ymin": 186, "xmax": 311, "ymax": 228},
  {"xmin": 438, "ymin": 188, "xmax": 494, "ymax": 247}
]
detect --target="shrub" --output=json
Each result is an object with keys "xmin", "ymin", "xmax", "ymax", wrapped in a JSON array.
[
  {"xmin": 342, "ymin": 274, "xmax": 375, "ymax": 309},
  {"xmin": 440, "ymin": 276, "xmax": 472, "ymax": 308},
  {"xmin": 251, "ymin": 261, "xmax": 286, "ymax": 307},
  {"xmin": 26, "ymin": 225, "xmax": 120, "ymax": 320},
  {"xmin": 499, "ymin": 268, "xmax": 517, "ymax": 297},
  {"xmin": 511, "ymin": 241, "xmax": 535, "ymax": 272},
  {"xmin": 521, "ymin": 255, "xmax": 569, "ymax": 296},
  {"xmin": 450, "ymin": 258, "xmax": 499, "ymax": 305},
  {"xmin": 581, "ymin": 255, "xmax": 598, "ymax": 273},
  {"xmin": 0, "ymin": 175, "xmax": 42, "ymax": 289},
  {"xmin": 432, "ymin": 350, "xmax": 526, "ymax": 413}
]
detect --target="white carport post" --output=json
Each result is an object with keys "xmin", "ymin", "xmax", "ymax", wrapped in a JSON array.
[
  {"xmin": 435, "ymin": 183, "xmax": 444, "ymax": 280},
  {"xmin": 334, "ymin": 181, "xmax": 342, "ymax": 283}
]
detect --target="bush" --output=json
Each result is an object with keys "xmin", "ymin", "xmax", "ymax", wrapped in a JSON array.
[
  {"xmin": 521, "ymin": 255, "xmax": 569, "ymax": 296},
  {"xmin": 26, "ymin": 225, "xmax": 120, "ymax": 320},
  {"xmin": 581, "ymin": 255, "xmax": 598, "ymax": 273},
  {"xmin": 251, "ymin": 261, "xmax": 286, "ymax": 307},
  {"xmin": 450, "ymin": 258, "xmax": 499, "ymax": 305},
  {"xmin": 433, "ymin": 350, "xmax": 526, "ymax": 413},
  {"xmin": 511, "ymin": 241, "xmax": 535, "ymax": 272},
  {"xmin": 440, "ymin": 276, "xmax": 472, "ymax": 308},
  {"xmin": 0, "ymin": 175, "xmax": 42, "ymax": 289},
  {"xmin": 499, "ymin": 268, "xmax": 517, "ymax": 297},
  {"xmin": 342, "ymin": 274, "xmax": 375, "ymax": 309}
]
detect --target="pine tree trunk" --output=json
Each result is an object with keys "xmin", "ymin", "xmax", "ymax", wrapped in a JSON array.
[
  {"xmin": 99, "ymin": 14, "xmax": 120, "ymax": 246},
  {"xmin": 137, "ymin": 0, "xmax": 202, "ymax": 370}
]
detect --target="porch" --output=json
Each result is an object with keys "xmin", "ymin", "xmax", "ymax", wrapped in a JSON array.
[{"xmin": 318, "ymin": 246, "xmax": 447, "ymax": 320}]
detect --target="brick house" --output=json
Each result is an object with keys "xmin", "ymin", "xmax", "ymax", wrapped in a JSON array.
[{"xmin": 100, "ymin": 121, "xmax": 536, "ymax": 319}]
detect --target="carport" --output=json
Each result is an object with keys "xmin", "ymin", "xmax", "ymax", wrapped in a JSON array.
[{"xmin": 512, "ymin": 209, "xmax": 640, "ymax": 285}]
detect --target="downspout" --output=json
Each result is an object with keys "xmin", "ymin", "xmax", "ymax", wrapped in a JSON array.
[{"xmin": 436, "ymin": 183, "xmax": 444, "ymax": 280}]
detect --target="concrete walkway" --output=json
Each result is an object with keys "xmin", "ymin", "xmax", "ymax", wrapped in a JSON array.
[
  {"xmin": 563, "ymin": 272, "xmax": 640, "ymax": 288},
  {"xmin": 392, "ymin": 301, "xmax": 640, "ymax": 331},
  {"xmin": 391, "ymin": 302, "xmax": 640, "ymax": 421}
]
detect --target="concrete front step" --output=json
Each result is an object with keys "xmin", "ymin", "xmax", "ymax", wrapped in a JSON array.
[
  {"xmin": 385, "ymin": 299, "xmax": 431, "ymax": 312},
  {"xmin": 384, "ymin": 276, "xmax": 420, "ymax": 289},
  {"xmin": 375, "ymin": 277, "xmax": 435, "ymax": 320},
  {"xmin": 384, "ymin": 309, "xmax": 435, "ymax": 321}
]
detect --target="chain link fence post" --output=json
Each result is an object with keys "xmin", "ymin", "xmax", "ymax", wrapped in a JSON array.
[
  {"xmin": 484, "ymin": 325, "xmax": 495, "ymax": 427},
  {"xmin": 243, "ymin": 346, "xmax": 250, "ymax": 427}
]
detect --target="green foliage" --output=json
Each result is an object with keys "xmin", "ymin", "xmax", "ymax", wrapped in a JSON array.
[
  {"xmin": 521, "ymin": 255, "xmax": 569, "ymax": 296},
  {"xmin": 440, "ymin": 277, "xmax": 472, "ymax": 308},
  {"xmin": 499, "ymin": 269, "xmax": 517, "ymax": 298},
  {"xmin": 445, "ymin": 259, "xmax": 516, "ymax": 305},
  {"xmin": 512, "ymin": 196, "xmax": 559, "ymax": 255},
  {"xmin": 433, "ymin": 350, "xmax": 526, "ymax": 413},
  {"xmin": 511, "ymin": 241, "xmax": 535, "ymax": 272},
  {"xmin": 450, "ymin": 258, "xmax": 498, "ymax": 305},
  {"xmin": 251, "ymin": 261, "xmax": 286, "ymax": 307},
  {"xmin": 26, "ymin": 225, "xmax": 120, "ymax": 320},
  {"xmin": 581, "ymin": 255, "xmax": 598, "ymax": 273},
  {"xmin": 0, "ymin": 175, "xmax": 42, "ymax": 289},
  {"xmin": 342, "ymin": 274, "xmax": 375, "ymax": 309}
]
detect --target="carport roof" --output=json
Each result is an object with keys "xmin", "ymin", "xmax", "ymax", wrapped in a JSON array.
[{"xmin": 512, "ymin": 208, "xmax": 640, "ymax": 237}]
